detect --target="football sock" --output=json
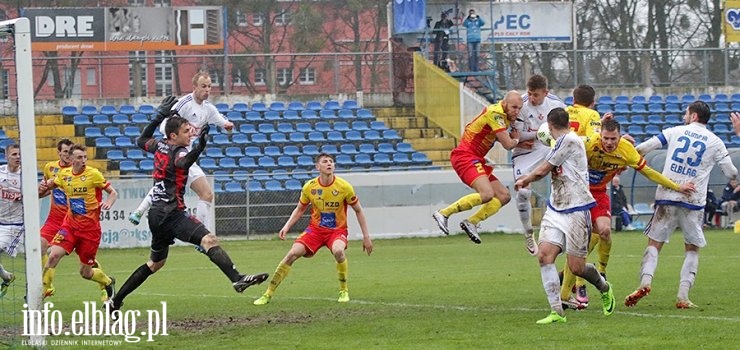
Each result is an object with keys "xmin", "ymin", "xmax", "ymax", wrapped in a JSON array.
[
  {"xmin": 677, "ymin": 250, "xmax": 698, "ymax": 301},
  {"xmin": 206, "ymin": 246, "xmax": 241, "ymax": 282},
  {"xmin": 516, "ymin": 188, "xmax": 533, "ymax": 232},
  {"xmin": 560, "ymin": 266, "xmax": 576, "ymax": 300},
  {"xmin": 639, "ymin": 246, "xmax": 659, "ymax": 287},
  {"xmin": 134, "ymin": 190, "xmax": 153, "ymax": 214},
  {"xmin": 0, "ymin": 264, "xmax": 9, "ymax": 281},
  {"xmin": 114, "ymin": 264, "xmax": 154, "ymax": 305},
  {"xmin": 469, "ymin": 197, "xmax": 502, "ymax": 225},
  {"xmin": 540, "ymin": 263, "xmax": 564, "ymax": 316},
  {"xmin": 575, "ymin": 232, "xmax": 601, "ymax": 287},
  {"xmin": 43, "ymin": 267, "xmax": 56, "ymax": 289},
  {"xmin": 90, "ymin": 268, "xmax": 112, "ymax": 289},
  {"xmin": 196, "ymin": 200, "xmax": 213, "ymax": 231},
  {"xmin": 581, "ymin": 263, "xmax": 608, "ymax": 293},
  {"xmin": 337, "ymin": 259, "xmax": 348, "ymax": 292},
  {"xmin": 439, "ymin": 193, "xmax": 482, "ymax": 217},
  {"xmin": 597, "ymin": 234, "xmax": 612, "ymax": 274},
  {"xmin": 265, "ymin": 262, "xmax": 292, "ymax": 297}
]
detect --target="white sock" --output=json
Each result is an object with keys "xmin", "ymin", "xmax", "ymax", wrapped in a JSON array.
[
  {"xmin": 540, "ymin": 263, "xmax": 564, "ymax": 315},
  {"xmin": 639, "ymin": 246, "xmax": 659, "ymax": 287},
  {"xmin": 0, "ymin": 264, "xmax": 10, "ymax": 281},
  {"xmin": 677, "ymin": 250, "xmax": 699, "ymax": 301},
  {"xmin": 135, "ymin": 188, "xmax": 154, "ymax": 214},
  {"xmin": 196, "ymin": 199, "xmax": 213, "ymax": 232},
  {"xmin": 516, "ymin": 188, "xmax": 532, "ymax": 232}
]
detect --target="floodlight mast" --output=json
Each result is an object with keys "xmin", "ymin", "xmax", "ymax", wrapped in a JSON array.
[{"xmin": 0, "ymin": 17, "xmax": 44, "ymax": 346}]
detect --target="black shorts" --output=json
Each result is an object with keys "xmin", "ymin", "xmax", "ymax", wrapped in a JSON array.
[{"xmin": 148, "ymin": 208, "xmax": 209, "ymax": 262}]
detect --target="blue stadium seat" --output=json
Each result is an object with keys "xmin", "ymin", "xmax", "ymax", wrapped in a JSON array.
[
  {"xmin": 321, "ymin": 144, "xmax": 339, "ymax": 154},
  {"xmin": 251, "ymin": 133, "xmax": 269, "ymax": 144},
  {"xmin": 383, "ymin": 130, "xmax": 402, "ymax": 141},
  {"xmin": 714, "ymin": 94, "xmax": 729, "ymax": 103},
  {"xmin": 647, "ymin": 115, "xmax": 663, "ymax": 125},
  {"xmin": 665, "ymin": 95, "xmax": 680, "ymax": 104},
  {"xmin": 342, "ymin": 100, "xmax": 359, "ymax": 109},
  {"xmin": 597, "ymin": 96, "xmax": 613, "ymax": 106},
  {"xmin": 245, "ymin": 111, "xmax": 262, "ymax": 122},
  {"xmin": 239, "ymin": 124, "xmax": 257, "ymax": 134},
  {"xmin": 327, "ymin": 131, "xmax": 344, "ymax": 142},
  {"xmin": 264, "ymin": 180, "xmax": 284, "ymax": 191},
  {"xmin": 664, "ymin": 103, "xmax": 682, "ymax": 114},
  {"xmin": 644, "ymin": 125, "xmax": 661, "ymax": 135},
  {"xmin": 277, "ymin": 122, "xmax": 294, "ymax": 133},
  {"xmin": 324, "ymin": 100, "xmax": 340, "ymax": 110},
  {"xmin": 648, "ymin": 103, "xmax": 664, "ymax": 113},
  {"xmin": 127, "ymin": 149, "xmax": 146, "ymax": 160},
  {"xmin": 302, "ymin": 145, "xmax": 319, "ymax": 156},
  {"xmin": 258, "ymin": 156, "xmax": 277, "ymax": 168},
  {"xmin": 340, "ymin": 144, "xmax": 358, "ymax": 155},
  {"xmin": 112, "ymin": 114, "xmax": 129, "ymax": 124},
  {"xmin": 294, "ymin": 122, "xmax": 311, "ymax": 133},
  {"xmin": 647, "ymin": 95, "xmax": 663, "ymax": 104},
  {"xmin": 374, "ymin": 153, "xmax": 393, "ymax": 165},
  {"xmin": 102, "ymin": 126, "xmax": 121, "ymax": 137},
  {"xmin": 233, "ymin": 170, "xmax": 249, "ymax": 181},
  {"xmin": 630, "ymin": 104, "xmax": 647, "ymax": 114},
  {"xmin": 81, "ymin": 105, "xmax": 98, "ymax": 115},
  {"xmin": 614, "ymin": 104, "xmax": 630, "ymax": 114},
  {"xmin": 716, "ymin": 114, "xmax": 731, "ymax": 124},
  {"xmin": 253, "ymin": 170, "xmax": 270, "ymax": 182},
  {"xmin": 224, "ymin": 181, "xmax": 243, "ymax": 192},
  {"xmin": 225, "ymin": 147, "xmax": 243, "ymax": 158},
  {"xmin": 215, "ymin": 103, "xmax": 230, "ymax": 113},
  {"xmin": 297, "ymin": 155, "xmax": 314, "ymax": 167},
  {"xmin": 277, "ymin": 156, "xmax": 296, "ymax": 167},
  {"xmin": 614, "ymin": 95, "xmax": 629, "ymax": 104},
  {"xmin": 411, "ymin": 152, "xmax": 432, "ymax": 164},
  {"xmin": 233, "ymin": 134, "xmax": 250, "ymax": 145},
  {"xmin": 396, "ymin": 142, "xmax": 414, "ymax": 153},
  {"xmin": 631, "ymin": 96, "xmax": 646, "ymax": 104},
  {"xmin": 334, "ymin": 121, "xmax": 351, "ymax": 132},
  {"xmin": 138, "ymin": 105, "xmax": 155, "ymax": 114},
  {"xmin": 200, "ymin": 158, "xmax": 218, "ymax": 171},
  {"xmin": 596, "ymin": 105, "xmax": 612, "ymax": 114},
  {"xmin": 370, "ymin": 121, "xmax": 388, "ymax": 131},
  {"xmin": 629, "ymin": 115, "xmax": 647, "ymax": 125},
  {"xmin": 320, "ymin": 109, "xmax": 336, "ymax": 120},
  {"xmin": 131, "ymin": 113, "xmax": 148, "ymax": 124},
  {"xmin": 264, "ymin": 146, "xmax": 281, "ymax": 157},
  {"xmin": 681, "ymin": 94, "xmax": 696, "ymax": 104},
  {"xmin": 301, "ymin": 110, "xmax": 319, "ymax": 120},
  {"xmin": 563, "ymin": 96, "xmax": 573, "ymax": 105},
  {"xmin": 258, "ymin": 123, "xmax": 276, "ymax": 134},
  {"xmin": 626, "ymin": 125, "xmax": 644, "ymax": 136},
  {"xmin": 698, "ymin": 94, "xmax": 713, "ymax": 103},
  {"xmin": 289, "ymin": 132, "xmax": 307, "ymax": 143},
  {"xmin": 93, "ymin": 114, "xmax": 112, "ymax": 125},
  {"xmin": 115, "ymin": 136, "xmax": 134, "ymax": 147},
  {"xmin": 345, "ymin": 130, "xmax": 362, "ymax": 141},
  {"xmin": 95, "ymin": 137, "xmax": 113, "ymax": 148},
  {"xmin": 238, "ymin": 157, "xmax": 257, "ymax": 169},
  {"xmin": 272, "ymin": 169, "xmax": 292, "ymax": 181},
  {"xmin": 213, "ymin": 134, "xmax": 230, "ymax": 146},
  {"xmin": 392, "ymin": 152, "xmax": 413, "ymax": 165},
  {"xmin": 206, "ymin": 148, "xmax": 225, "ymax": 158},
  {"xmin": 283, "ymin": 145, "xmax": 301, "ymax": 156},
  {"xmin": 269, "ymin": 102, "xmax": 286, "ymax": 111},
  {"xmin": 124, "ymin": 126, "xmax": 140, "ymax": 137},
  {"xmin": 359, "ymin": 143, "xmax": 376, "ymax": 154},
  {"xmin": 308, "ymin": 131, "xmax": 326, "ymax": 142},
  {"xmin": 264, "ymin": 111, "xmax": 281, "ymax": 122},
  {"xmin": 377, "ymin": 143, "xmax": 395, "ymax": 153},
  {"xmin": 356, "ymin": 109, "xmax": 374, "ymax": 120},
  {"xmin": 100, "ymin": 105, "xmax": 117, "ymax": 115},
  {"xmin": 664, "ymin": 114, "xmax": 681, "ymax": 126},
  {"xmin": 335, "ymin": 154, "xmax": 353, "ymax": 167},
  {"xmin": 220, "ymin": 158, "xmax": 238, "ymax": 169},
  {"xmin": 107, "ymin": 150, "xmax": 125, "ymax": 160},
  {"xmin": 715, "ymin": 103, "xmax": 730, "ymax": 112},
  {"xmin": 351, "ymin": 121, "xmax": 370, "ymax": 131},
  {"xmin": 119, "ymin": 105, "xmax": 136, "ymax": 114},
  {"xmin": 232, "ymin": 103, "xmax": 249, "ymax": 113},
  {"xmin": 288, "ymin": 101, "xmax": 304, "ymax": 111},
  {"xmin": 74, "ymin": 115, "xmax": 91, "ymax": 125},
  {"xmin": 62, "ymin": 106, "xmax": 78, "ymax": 116},
  {"xmin": 226, "ymin": 111, "xmax": 243, "ymax": 122},
  {"xmin": 119, "ymin": 160, "xmax": 138, "ymax": 172},
  {"xmin": 251, "ymin": 102, "xmax": 267, "ymax": 112},
  {"xmin": 285, "ymin": 179, "xmax": 302, "ymax": 191},
  {"xmin": 139, "ymin": 159, "xmax": 154, "ymax": 171},
  {"xmin": 306, "ymin": 101, "xmax": 322, "ymax": 111},
  {"xmin": 247, "ymin": 181, "xmax": 265, "ymax": 192},
  {"xmin": 355, "ymin": 153, "xmax": 373, "ymax": 166},
  {"xmin": 315, "ymin": 121, "xmax": 332, "ymax": 132},
  {"xmin": 713, "ymin": 124, "xmax": 730, "ymax": 134},
  {"xmin": 283, "ymin": 110, "xmax": 300, "ymax": 121},
  {"xmin": 213, "ymin": 171, "xmax": 230, "ymax": 182},
  {"xmin": 337, "ymin": 109, "xmax": 355, "ymax": 120},
  {"xmin": 244, "ymin": 146, "xmax": 262, "ymax": 157}
]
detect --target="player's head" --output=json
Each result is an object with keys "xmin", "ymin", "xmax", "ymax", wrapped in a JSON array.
[
  {"xmin": 192, "ymin": 70, "xmax": 212, "ymax": 103},
  {"xmin": 315, "ymin": 153, "xmax": 335, "ymax": 175},
  {"xmin": 600, "ymin": 119, "xmax": 622, "ymax": 153},
  {"xmin": 612, "ymin": 175, "xmax": 620, "ymax": 186},
  {"xmin": 69, "ymin": 144, "xmax": 87, "ymax": 170},
  {"xmin": 685, "ymin": 101, "xmax": 711, "ymax": 125},
  {"xmin": 165, "ymin": 116, "xmax": 192, "ymax": 147},
  {"xmin": 57, "ymin": 138, "xmax": 73, "ymax": 165},
  {"xmin": 547, "ymin": 107, "xmax": 570, "ymax": 133},
  {"xmin": 572, "ymin": 84, "xmax": 595, "ymax": 107},
  {"xmin": 501, "ymin": 90, "xmax": 523, "ymax": 120},
  {"xmin": 526, "ymin": 74, "xmax": 549, "ymax": 106},
  {"xmin": 6, "ymin": 143, "xmax": 19, "ymax": 169}
]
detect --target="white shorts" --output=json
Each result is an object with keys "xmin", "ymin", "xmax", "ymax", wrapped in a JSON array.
[
  {"xmin": 188, "ymin": 162, "xmax": 206, "ymax": 185},
  {"xmin": 539, "ymin": 208, "xmax": 592, "ymax": 258},
  {"xmin": 512, "ymin": 147, "xmax": 550, "ymax": 179},
  {"xmin": 644, "ymin": 205, "xmax": 706, "ymax": 247},
  {"xmin": 0, "ymin": 224, "xmax": 24, "ymax": 257}
]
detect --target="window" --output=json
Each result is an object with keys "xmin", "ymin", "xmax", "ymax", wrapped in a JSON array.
[
  {"xmin": 254, "ymin": 69, "xmax": 266, "ymax": 85},
  {"xmin": 86, "ymin": 68, "xmax": 96, "ymax": 86},
  {"xmin": 275, "ymin": 10, "xmax": 290, "ymax": 26},
  {"xmin": 0, "ymin": 9, "xmax": 7, "ymax": 21},
  {"xmin": 298, "ymin": 68, "xmax": 315, "ymax": 85},
  {"xmin": 277, "ymin": 68, "xmax": 292, "ymax": 86},
  {"xmin": 128, "ymin": 0, "xmax": 145, "ymax": 6},
  {"xmin": 253, "ymin": 12, "xmax": 264, "ymax": 26},
  {"xmin": 153, "ymin": 0, "xmax": 171, "ymax": 7},
  {"xmin": 209, "ymin": 69, "xmax": 221, "ymax": 87},
  {"xmin": 128, "ymin": 51, "xmax": 147, "ymax": 97},
  {"xmin": 47, "ymin": 73, "xmax": 54, "ymax": 86},
  {"xmin": 154, "ymin": 50, "xmax": 173, "ymax": 96},
  {"xmin": 0, "ymin": 70, "xmax": 8, "ymax": 98},
  {"xmin": 232, "ymin": 68, "xmax": 245, "ymax": 86},
  {"xmin": 236, "ymin": 10, "xmax": 248, "ymax": 27}
]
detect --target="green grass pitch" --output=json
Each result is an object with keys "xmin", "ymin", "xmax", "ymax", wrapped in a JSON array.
[{"xmin": 2, "ymin": 229, "xmax": 739, "ymax": 349}]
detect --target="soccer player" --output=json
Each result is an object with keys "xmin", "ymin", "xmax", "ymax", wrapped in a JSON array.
[
  {"xmin": 109, "ymin": 97, "xmax": 267, "ymax": 312},
  {"xmin": 566, "ymin": 85, "xmax": 603, "ymax": 137},
  {"xmin": 514, "ymin": 107, "xmax": 615, "ymax": 324},
  {"xmin": 560, "ymin": 119, "xmax": 695, "ymax": 308},
  {"xmin": 37, "ymin": 138, "xmax": 72, "ymax": 298},
  {"xmin": 253, "ymin": 153, "xmax": 373, "ymax": 305},
  {"xmin": 625, "ymin": 101, "xmax": 737, "ymax": 309},
  {"xmin": 512, "ymin": 75, "xmax": 566, "ymax": 255},
  {"xmin": 128, "ymin": 71, "xmax": 234, "ymax": 235},
  {"xmin": 432, "ymin": 91, "xmax": 522, "ymax": 244},
  {"xmin": 43, "ymin": 144, "xmax": 118, "ymax": 302},
  {"xmin": 0, "ymin": 144, "xmax": 22, "ymax": 298}
]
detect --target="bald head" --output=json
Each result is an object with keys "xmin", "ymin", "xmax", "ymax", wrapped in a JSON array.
[{"xmin": 501, "ymin": 90, "xmax": 523, "ymax": 120}]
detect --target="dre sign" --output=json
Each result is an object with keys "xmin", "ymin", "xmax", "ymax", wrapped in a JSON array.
[{"xmin": 25, "ymin": 8, "xmax": 105, "ymax": 42}]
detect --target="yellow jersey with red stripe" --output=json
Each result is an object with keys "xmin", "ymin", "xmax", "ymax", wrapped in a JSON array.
[
  {"xmin": 567, "ymin": 104, "xmax": 601, "ymax": 137},
  {"xmin": 584, "ymin": 135, "xmax": 646, "ymax": 192},
  {"xmin": 42, "ymin": 160, "xmax": 71, "ymax": 224},
  {"xmin": 53, "ymin": 166, "xmax": 110, "ymax": 231},
  {"xmin": 456, "ymin": 103, "xmax": 510, "ymax": 158},
  {"xmin": 300, "ymin": 175, "xmax": 358, "ymax": 232}
]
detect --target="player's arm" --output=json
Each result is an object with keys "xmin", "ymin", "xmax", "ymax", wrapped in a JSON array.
[
  {"xmin": 718, "ymin": 154, "xmax": 738, "ymax": 180},
  {"xmin": 637, "ymin": 165, "xmax": 694, "ymax": 194},
  {"xmin": 138, "ymin": 96, "xmax": 178, "ymax": 150},
  {"xmin": 350, "ymin": 201, "xmax": 373, "ymax": 255},
  {"xmin": 101, "ymin": 184, "xmax": 118, "ymax": 210},
  {"xmin": 174, "ymin": 125, "xmax": 209, "ymax": 169},
  {"xmin": 208, "ymin": 106, "xmax": 234, "ymax": 131},
  {"xmin": 515, "ymin": 159, "xmax": 554, "ymax": 190},
  {"xmin": 635, "ymin": 135, "xmax": 663, "ymax": 156},
  {"xmin": 496, "ymin": 128, "xmax": 521, "ymax": 150},
  {"xmin": 278, "ymin": 201, "xmax": 310, "ymax": 240}
]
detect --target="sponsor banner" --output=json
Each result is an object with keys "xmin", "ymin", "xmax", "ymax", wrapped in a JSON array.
[
  {"xmin": 725, "ymin": 0, "xmax": 740, "ymax": 43},
  {"xmin": 24, "ymin": 6, "xmax": 223, "ymax": 51},
  {"xmin": 393, "ymin": 0, "xmax": 427, "ymax": 34}
]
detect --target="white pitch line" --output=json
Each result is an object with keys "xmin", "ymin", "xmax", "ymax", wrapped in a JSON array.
[{"xmin": 137, "ymin": 292, "xmax": 740, "ymax": 323}]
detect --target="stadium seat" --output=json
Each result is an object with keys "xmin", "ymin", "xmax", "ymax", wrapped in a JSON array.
[
  {"xmin": 629, "ymin": 115, "xmax": 647, "ymax": 125},
  {"xmin": 698, "ymin": 94, "xmax": 713, "ymax": 103},
  {"xmin": 112, "ymin": 114, "xmax": 130, "ymax": 125},
  {"xmin": 564, "ymin": 96, "xmax": 574, "ymax": 105},
  {"xmin": 342, "ymin": 100, "xmax": 359, "ymax": 110},
  {"xmin": 664, "ymin": 114, "xmax": 681, "ymax": 126},
  {"xmin": 392, "ymin": 152, "xmax": 413, "ymax": 165},
  {"xmin": 320, "ymin": 109, "xmax": 337, "ymax": 120},
  {"xmin": 283, "ymin": 110, "xmax": 300, "ymax": 121},
  {"xmin": 297, "ymin": 155, "xmax": 314, "ymax": 167},
  {"xmin": 251, "ymin": 133, "xmax": 269, "ymax": 144},
  {"xmin": 614, "ymin": 104, "xmax": 630, "ymax": 114},
  {"xmin": 713, "ymin": 124, "xmax": 730, "ymax": 134},
  {"xmin": 251, "ymin": 102, "xmax": 267, "ymax": 112},
  {"xmin": 301, "ymin": 110, "xmax": 319, "ymax": 121},
  {"xmin": 355, "ymin": 153, "xmax": 373, "ymax": 166},
  {"xmin": 337, "ymin": 109, "xmax": 355, "ymax": 120},
  {"xmin": 626, "ymin": 125, "xmax": 644, "ymax": 137},
  {"xmin": 681, "ymin": 94, "xmax": 696, "ymax": 104},
  {"xmin": 345, "ymin": 130, "xmax": 362, "ymax": 141},
  {"xmin": 264, "ymin": 180, "xmax": 284, "ymax": 191},
  {"xmin": 614, "ymin": 95, "xmax": 630, "ymax": 104},
  {"xmin": 215, "ymin": 103, "xmax": 230, "ymax": 114},
  {"xmin": 226, "ymin": 111, "xmax": 244, "ymax": 122},
  {"xmin": 383, "ymin": 130, "xmax": 402, "ymax": 141},
  {"xmin": 119, "ymin": 160, "xmax": 138, "ymax": 172},
  {"xmin": 95, "ymin": 137, "xmax": 113, "ymax": 148},
  {"xmin": 351, "ymin": 121, "xmax": 370, "ymax": 131},
  {"xmin": 664, "ymin": 103, "xmax": 682, "ymax": 114},
  {"xmin": 411, "ymin": 152, "xmax": 432, "ymax": 164},
  {"xmin": 374, "ymin": 153, "xmax": 393, "ymax": 165},
  {"xmin": 277, "ymin": 122, "xmax": 295, "ymax": 133},
  {"xmin": 647, "ymin": 115, "xmax": 663, "ymax": 125},
  {"xmin": 340, "ymin": 144, "xmax": 358, "ymax": 155},
  {"xmin": 243, "ymin": 146, "xmax": 261, "ymax": 157},
  {"xmin": 213, "ymin": 170, "xmax": 230, "ymax": 182},
  {"xmin": 245, "ymin": 111, "xmax": 262, "ymax": 123},
  {"xmin": 334, "ymin": 121, "xmax": 351, "ymax": 132},
  {"xmin": 321, "ymin": 144, "xmax": 339, "ymax": 154},
  {"xmin": 239, "ymin": 124, "xmax": 257, "ymax": 134},
  {"xmin": 225, "ymin": 147, "xmax": 243, "ymax": 158},
  {"xmin": 131, "ymin": 113, "xmax": 149, "ymax": 124},
  {"xmin": 647, "ymin": 103, "xmax": 664, "ymax": 113},
  {"xmin": 715, "ymin": 103, "xmax": 731, "ymax": 112},
  {"xmin": 238, "ymin": 156, "xmax": 258, "ymax": 169},
  {"xmin": 648, "ymin": 95, "xmax": 663, "ymax": 104},
  {"xmin": 269, "ymin": 102, "xmax": 286, "ymax": 111},
  {"xmin": 302, "ymin": 145, "xmax": 319, "ymax": 156},
  {"xmin": 199, "ymin": 158, "xmax": 218, "ymax": 171},
  {"xmin": 308, "ymin": 131, "xmax": 326, "ymax": 142},
  {"xmin": 258, "ymin": 123, "xmax": 276, "ymax": 134},
  {"xmin": 118, "ymin": 105, "xmax": 136, "ymax": 114},
  {"xmin": 716, "ymin": 114, "xmax": 731, "ymax": 124},
  {"xmin": 396, "ymin": 142, "xmax": 414, "ymax": 153},
  {"xmin": 233, "ymin": 103, "xmax": 249, "ymax": 113},
  {"xmin": 106, "ymin": 150, "xmax": 125, "ymax": 160},
  {"xmin": 327, "ymin": 131, "xmax": 344, "ymax": 142},
  {"xmin": 213, "ymin": 134, "xmax": 230, "ymax": 146},
  {"xmin": 264, "ymin": 111, "xmax": 281, "ymax": 122},
  {"xmin": 285, "ymin": 179, "xmax": 302, "ymax": 191},
  {"xmin": 220, "ymin": 157, "xmax": 238, "ymax": 169},
  {"xmin": 665, "ymin": 95, "xmax": 680, "ymax": 104},
  {"xmin": 335, "ymin": 154, "xmax": 353, "ymax": 167},
  {"xmin": 631, "ymin": 96, "xmax": 646, "ymax": 104},
  {"xmin": 614, "ymin": 115, "xmax": 629, "ymax": 125},
  {"xmin": 247, "ymin": 181, "xmax": 265, "ymax": 192},
  {"xmin": 324, "ymin": 100, "xmax": 340, "ymax": 110},
  {"xmin": 102, "ymin": 126, "xmax": 121, "ymax": 137},
  {"xmin": 206, "ymin": 148, "xmax": 225, "ymax": 158},
  {"xmin": 359, "ymin": 143, "xmax": 376, "ymax": 154},
  {"xmin": 714, "ymin": 94, "xmax": 729, "ymax": 103},
  {"xmin": 139, "ymin": 159, "xmax": 154, "ymax": 171},
  {"xmin": 114, "ymin": 136, "xmax": 134, "ymax": 147},
  {"xmin": 272, "ymin": 169, "xmax": 292, "ymax": 181},
  {"xmin": 258, "ymin": 156, "xmax": 277, "ymax": 168},
  {"xmin": 289, "ymin": 132, "xmax": 307, "ymax": 143},
  {"xmin": 73, "ymin": 115, "xmax": 91, "ymax": 125},
  {"xmin": 370, "ymin": 121, "xmax": 388, "ymax": 131},
  {"xmin": 596, "ymin": 105, "xmax": 612, "ymax": 114},
  {"xmin": 644, "ymin": 125, "xmax": 661, "ymax": 135},
  {"xmin": 232, "ymin": 170, "xmax": 249, "ymax": 181},
  {"xmin": 356, "ymin": 109, "xmax": 374, "ymax": 119},
  {"xmin": 630, "ymin": 104, "xmax": 647, "ymax": 114},
  {"xmin": 62, "ymin": 106, "xmax": 78, "ymax": 116},
  {"xmin": 81, "ymin": 105, "xmax": 98, "ymax": 115},
  {"xmin": 224, "ymin": 181, "xmax": 243, "ymax": 192},
  {"xmin": 93, "ymin": 115, "xmax": 112, "ymax": 125},
  {"xmin": 127, "ymin": 149, "xmax": 146, "ymax": 160},
  {"xmin": 233, "ymin": 134, "xmax": 250, "ymax": 145},
  {"xmin": 597, "ymin": 96, "xmax": 614, "ymax": 106},
  {"xmin": 100, "ymin": 105, "xmax": 117, "ymax": 115},
  {"xmin": 264, "ymin": 146, "xmax": 282, "ymax": 157},
  {"xmin": 283, "ymin": 145, "xmax": 301, "ymax": 156},
  {"xmin": 377, "ymin": 143, "xmax": 395, "ymax": 153},
  {"xmin": 123, "ymin": 126, "xmax": 140, "ymax": 137},
  {"xmin": 138, "ymin": 105, "xmax": 155, "ymax": 114},
  {"xmin": 288, "ymin": 101, "xmax": 304, "ymax": 111},
  {"xmin": 306, "ymin": 101, "xmax": 322, "ymax": 111},
  {"xmin": 277, "ymin": 156, "xmax": 297, "ymax": 167},
  {"xmin": 315, "ymin": 122, "xmax": 332, "ymax": 132}
]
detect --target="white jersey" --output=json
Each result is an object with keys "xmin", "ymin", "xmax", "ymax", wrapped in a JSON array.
[
  {"xmin": 0, "ymin": 164, "xmax": 23, "ymax": 225},
  {"xmin": 512, "ymin": 93, "xmax": 566, "ymax": 157},
  {"xmin": 160, "ymin": 92, "xmax": 229, "ymax": 139},
  {"xmin": 545, "ymin": 131, "xmax": 595, "ymax": 212},
  {"xmin": 637, "ymin": 122, "xmax": 736, "ymax": 209}
]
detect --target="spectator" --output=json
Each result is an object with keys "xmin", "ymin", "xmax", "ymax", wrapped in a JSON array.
[
  {"xmin": 463, "ymin": 9, "xmax": 485, "ymax": 72},
  {"xmin": 720, "ymin": 179, "xmax": 740, "ymax": 222},
  {"xmin": 432, "ymin": 12, "xmax": 454, "ymax": 68},
  {"xmin": 705, "ymin": 189, "xmax": 720, "ymax": 227},
  {"xmin": 610, "ymin": 176, "xmax": 634, "ymax": 231}
]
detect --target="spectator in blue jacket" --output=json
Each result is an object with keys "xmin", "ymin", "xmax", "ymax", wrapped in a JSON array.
[{"xmin": 463, "ymin": 9, "xmax": 485, "ymax": 72}]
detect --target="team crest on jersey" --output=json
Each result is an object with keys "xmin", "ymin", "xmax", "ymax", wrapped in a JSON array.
[
  {"xmin": 317, "ymin": 189, "xmax": 323, "ymax": 195},
  {"xmin": 332, "ymin": 190, "xmax": 339, "ymax": 196},
  {"xmin": 80, "ymin": 175, "xmax": 86, "ymax": 181},
  {"xmin": 311, "ymin": 189, "xmax": 316, "ymax": 195}
]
